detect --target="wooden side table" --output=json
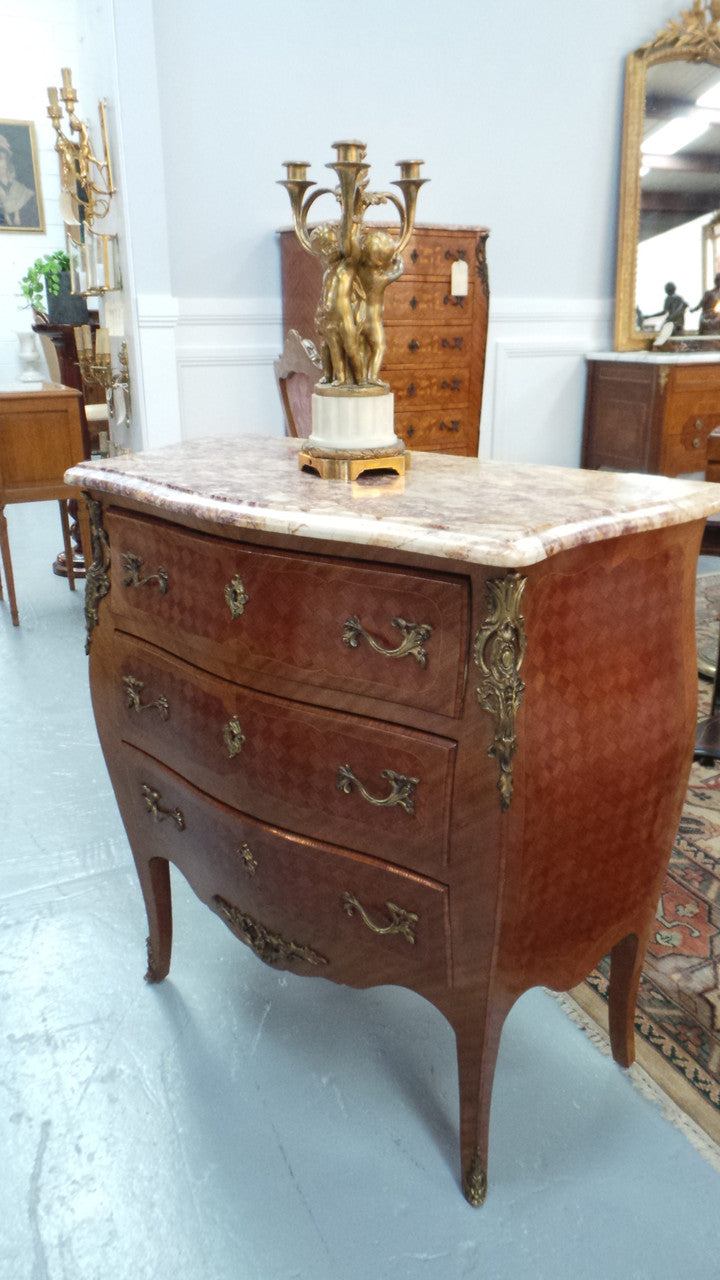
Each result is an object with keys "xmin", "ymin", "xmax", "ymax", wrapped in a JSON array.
[
  {"xmin": 0, "ymin": 382, "xmax": 90, "ymax": 625},
  {"xmin": 582, "ymin": 352, "xmax": 720, "ymax": 476}
]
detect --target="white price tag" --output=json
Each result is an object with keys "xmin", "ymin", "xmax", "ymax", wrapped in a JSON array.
[{"xmin": 450, "ymin": 259, "xmax": 469, "ymax": 297}]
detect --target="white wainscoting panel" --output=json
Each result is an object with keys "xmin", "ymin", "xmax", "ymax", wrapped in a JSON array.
[
  {"xmin": 480, "ymin": 299, "xmax": 614, "ymax": 466},
  {"xmin": 136, "ymin": 295, "xmax": 285, "ymax": 448},
  {"xmin": 135, "ymin": 294, "xmax": 614, "ymax": 463},
  {"xmin": 175, "ymin": 298, "xmax": 284, "ymax": 441}
]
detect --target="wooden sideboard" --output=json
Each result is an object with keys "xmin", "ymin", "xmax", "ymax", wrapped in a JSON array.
[
  {"xmin": 582, "ymin": 353, "xmax": 720, "ymax": 476},
  {"xmin": 66, "ymin": 437, "xmax": 720, "ymax": 1205},
  {"xmin": 279, "ymin": 224, "xmax": 490, "ymax": 457},
  {"xmin": 0, "ymin": 382, "xmax": 90, "ymax": 624}
]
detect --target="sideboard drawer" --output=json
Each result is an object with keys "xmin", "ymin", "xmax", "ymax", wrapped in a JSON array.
[
  {"xmin": 384, "ymin": 280, "xmax": 474, "ymax": 323},
  {"xmin": 385, "ymin": 324, "xmax": 473, "ymax": 365},
  {"xmin": 105, "ymin": 509, "xmax": 469, "ymax": 717},
  {"xmin": 113, "ymin": 633, "xmax": 457, "ymax": 877},
  {"xmin": 395, "ymin": 410, "xmax": 475, "ymax": 451},
  {"xmin": 391, "ymin": 368, "xmax": 469, "ymax": 410},
  {"xmin": 119, "ymin": 746, "xmax": 452, "ymax": 989}
]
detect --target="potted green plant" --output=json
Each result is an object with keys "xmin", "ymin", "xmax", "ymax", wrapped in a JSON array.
[{"xmin": 18, "ymin": 250, "xmax": 89, "ymax": 324}]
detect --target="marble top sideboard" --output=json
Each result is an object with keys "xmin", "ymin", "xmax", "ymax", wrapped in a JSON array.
[{"xmin": 65, "ymin": 434, "xmax": 720, "ymax": 568}]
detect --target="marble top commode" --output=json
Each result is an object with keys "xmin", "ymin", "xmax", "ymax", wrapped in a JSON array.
[{"xmin": 65, "ymin": 434, "xmax": 720, "ymax": 568}]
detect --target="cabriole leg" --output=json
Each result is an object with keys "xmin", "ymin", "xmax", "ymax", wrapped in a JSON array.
[
  {"xmin": 607, "ymin": 930, "xmax": 644, "ymax": 1068},
  {"xmin": 136, "ymin": 855, "xmax": 173, "ymax": 983},
  {"xmin": 442, "ymin": 989, "xmax": 511, "ymax": 1207}
]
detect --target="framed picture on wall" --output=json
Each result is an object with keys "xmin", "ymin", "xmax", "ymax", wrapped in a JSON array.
[{"xmin": 0, "ymin": 121, "xmax": 45, "ymax": 232}]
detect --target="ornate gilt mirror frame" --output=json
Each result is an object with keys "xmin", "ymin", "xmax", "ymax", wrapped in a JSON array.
[{"xmin": 615, "ymin": 2, "xmax": 720, "ymax": 350}]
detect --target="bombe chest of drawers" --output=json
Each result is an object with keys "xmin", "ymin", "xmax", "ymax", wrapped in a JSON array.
[{"xmin": 66, "ymin": 436, "xmax": 720, "ymax": 1205}]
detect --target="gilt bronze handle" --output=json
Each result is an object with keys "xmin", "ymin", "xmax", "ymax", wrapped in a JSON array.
[
  {"xmin": 342, "ymin": 615, "xmax": 432, "ymax": 667},
  {"xmin": 222, "ymin": 715, "xmax": 245, "ymax": 758},
  {"xmin": 141, "ymin": 784, "xmax": 185, "ymax": 830},
  {"xmin": 342, "ymin": 892, "xmax": 418, "ymax": 944},
  {"xmin": 225, "ymin": 575, "xmax": 249, "ymax": 618},
  {"xmin": 336, "ymin": 765, "xmax": 418, "ymax": 815},
  {"xmin": 122, "ymin": 553, "xmax": 168, "ymax": 594},
  {"xmin": 123, "ymin": 675, "xmax": 169, "ymax": 719}
]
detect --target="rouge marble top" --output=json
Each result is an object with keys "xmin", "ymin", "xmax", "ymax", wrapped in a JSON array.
[{"xmin": 65, "ymin": 435, "xmax": 720, "ymax": 568}]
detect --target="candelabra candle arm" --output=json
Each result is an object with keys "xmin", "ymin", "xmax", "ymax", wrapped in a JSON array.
[{"xmin": 287, "ymin": 185, "xmax": 334, "ymax": 254}]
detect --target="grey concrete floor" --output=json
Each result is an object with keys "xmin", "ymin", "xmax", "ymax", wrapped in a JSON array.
[{"xmin": 1, "ymin": 498, "xmax": 719, "ymax": 1280}]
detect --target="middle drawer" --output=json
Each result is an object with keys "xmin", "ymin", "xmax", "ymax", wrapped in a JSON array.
[{"xmin": 112, "ymin": 633, "xmax": 457, "ymax": 878}]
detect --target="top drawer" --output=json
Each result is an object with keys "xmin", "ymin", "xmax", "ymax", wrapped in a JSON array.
[{"xmin": 104, "ymin": 509, "xmax": 469, "ymax": 718}]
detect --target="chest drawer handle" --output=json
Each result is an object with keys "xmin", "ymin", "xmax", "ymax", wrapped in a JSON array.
[
  {"xmin": 123, "ymin": 675, "xmax": 169, "ymax": 719},
  {"xmin": 122, "ymin": 553, "xmax": 168, "ymax": 594},
  {"xmin": 342, "ymin": 892, "xmax": 418, "ymax": 945},
  {"xmin": 223, "ymin": 715, "xmax": 246, "ymax": 757},
  {"xmin": 213, "ymin": 896, "xmax": 328, "ymax": 968},
  {"xmin": 225, "ymin": 575, "xmax": 249, "ymax": 618},
  {"xmin": 141, "ymin": 783, "xmax": 185, "ymax": 830},
  {"xmin": 337, "ymin": 764, "xmax": 418, "ymax": 814},
  {"xmin": 343, "ymin": 615, "xmax": 433, "ymax": 666}
]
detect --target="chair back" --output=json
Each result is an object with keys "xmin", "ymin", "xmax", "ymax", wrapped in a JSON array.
[{"xmin": 273, "ymin": 329, "xmax": 322, "ymax": 438}]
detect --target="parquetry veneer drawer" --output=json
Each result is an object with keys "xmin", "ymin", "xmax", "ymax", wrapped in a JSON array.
[
  {"xmin": 113, "ymin": 633, "xmax": 457, "ymax": 877},
  {"xmin": 383, "ymin": 280, "xmax": 474, "ymax": 323},
  {"xmin": 388, "ymin": 324, "xmax": 472, "ymax": 365},
  {"xmin": 119, "ymin": 745, "xmax": 452, "ymax": 989},
  {"xmin": 106, "ymin": 508, "xmax": 469, "ymax": 717},
  {"xmin": 391, "ymin": 369, "xmax": 468, "ymax": 410},
  {"xmin": 395, "ymin": 410, "xmax": 471, "ymax": 450}
]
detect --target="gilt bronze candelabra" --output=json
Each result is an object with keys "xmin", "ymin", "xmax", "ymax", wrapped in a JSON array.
[{"xmin": 279, "ymin": 141, "xmax": 427, "ymax": 392}]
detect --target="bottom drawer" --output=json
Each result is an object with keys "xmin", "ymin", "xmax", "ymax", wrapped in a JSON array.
[
  {"xmin": 395, "ymin": 408, "xmax": 478, "ymax": 453},
  {"xmin": 118, "ymin": 745, "xmax": 452, "ymax": 990}
]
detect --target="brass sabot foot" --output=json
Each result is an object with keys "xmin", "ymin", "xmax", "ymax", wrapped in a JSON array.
[{"xmin": 463, "ymin": 1152, "xmax": 488, "ymax": 1207}]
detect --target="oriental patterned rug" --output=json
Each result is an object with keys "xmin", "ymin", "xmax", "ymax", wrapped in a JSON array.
[{"xmin": 563, "ymin": 572, "xmax": 720, "ymax": 1155}]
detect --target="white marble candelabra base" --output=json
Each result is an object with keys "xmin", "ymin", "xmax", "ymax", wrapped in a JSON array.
[{"xmin": 309, "ymin": 388, "xmax": 400, "ymax": 452}]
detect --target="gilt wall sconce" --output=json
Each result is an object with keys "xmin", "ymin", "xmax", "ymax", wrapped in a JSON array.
[{"xmin": 75, "ymin": 324, "xmax": 131, "ymax": 431}]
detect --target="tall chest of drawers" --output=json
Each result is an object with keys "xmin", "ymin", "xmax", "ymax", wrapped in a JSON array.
[
  {"xmin": 279, "ymin": 224, "xmax": 490, "ymax": 456},
  {"xmin": 67, "ymin": 436, "xmax": 720, "ymax": 1205}
]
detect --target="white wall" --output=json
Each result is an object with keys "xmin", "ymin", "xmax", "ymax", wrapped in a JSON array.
[
  {"xmin": 128, "ymin": 0, "xmax": 679, "ymax": 463},
  {"xmin": 0, "ymin": 0, "xmax": 82, "ymax": 385},
  {"xmin": 0, "ymin": 1, "xmax": 685, "ymax": 464}
]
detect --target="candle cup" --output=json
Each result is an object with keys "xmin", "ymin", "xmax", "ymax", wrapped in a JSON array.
[
  {"xmin": 397, "ymin": 159, "xmax": 424, "ymax": 181},
  {"xmin": 282, "ymin": 162, "xmax": 311, "ymax": 182},
  {"xmin": 331, "ymin": 140, "xmax": 366, "ymax": 164}
]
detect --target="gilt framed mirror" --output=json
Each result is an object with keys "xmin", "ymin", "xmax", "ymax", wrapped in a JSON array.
[{"xmin": 615, "ymin": 2, "xmax": 720, "ymax": 350}]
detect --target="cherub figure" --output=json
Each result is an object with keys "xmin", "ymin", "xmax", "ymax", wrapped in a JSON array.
[
  {"xmin": 309, "ymin": 222, "xmax": 364, "ymax": 384},
  {"xmin": 356, "ymin": 229, "xmax": 404, "ymax": 384}
]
